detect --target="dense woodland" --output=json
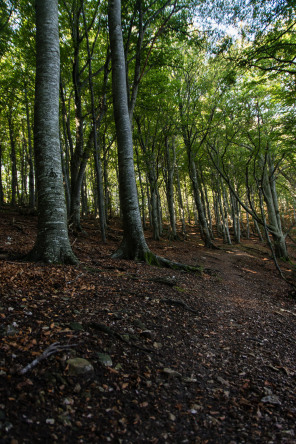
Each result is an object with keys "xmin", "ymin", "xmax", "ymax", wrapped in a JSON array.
[
  {"xmin": 0, "ymin": 0, "xmax": 296, "ymax": 265},
  {"xmin": 1, "ymin": 2, "xmax": 296, "ymax": 442}
]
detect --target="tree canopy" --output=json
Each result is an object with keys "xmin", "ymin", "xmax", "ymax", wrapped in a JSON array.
[{"xmin": 0, "ymin": 0, "xmax": 295, "ymax": 269}]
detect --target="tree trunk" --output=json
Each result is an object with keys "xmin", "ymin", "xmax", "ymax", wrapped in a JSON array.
[
  {"xmin": 261, "ymin": 154, "xmax": 288, "ymax": 259},
  {"xmin": 108, "ymin": 0, "xmax": 199, "ymax": 272},
  {"xmin": 0, "ymin": 140, "xmax": 4, "ymax": 205},
  {"xmin": 189, "ymin": 155, "xmax": 215, "ymax": 248},
  {"xmin": 164, "ymin": 136, "xmax": 177, "ymax": 239},
  {"xmin": 8, "ymin": 112, "xmax": 17, "ymax": 206},
  {"xmin": 25, "ymin": 85, "xmax": 35, "ymax": 208},
  {"xmin": 175, "ymin": 167, "xmax": 186, "ymax": 236},
  {"xmin": 28, "ymin": 0, "xmax": 77, "ymax": 265},
  {"xmin": 108, "ymin": 0, "xmax": 150, "ymax": 260},
  {"xmin": 135, "ymin": 144, "xmax": 147, "ymax": 230},
  {"xmin": 83, "ymin": 5, "xmax": 108, "ymax": 242}
]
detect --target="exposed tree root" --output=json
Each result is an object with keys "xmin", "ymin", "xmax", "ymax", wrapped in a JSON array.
[
  {"xmin": 26, "ymin": 247, "xmax": 79, "ymax": 265},
  {"xmin": 159, "ymin": 297, "xmax": 199, "ymax": 314},
  {"xmin": 144, "ymin": 251, "xmax": 201, "ymax": 273},
  {"xmin": 112, "ymin": 238, "xmax": 201, "ymax": 272}
]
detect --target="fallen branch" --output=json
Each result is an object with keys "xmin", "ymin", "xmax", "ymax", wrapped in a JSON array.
[
  {"xmin": 19, "ymin": 342, "xmax": 77, "ymax": 375},
  {"xmin": 153, "ymin": 254, "xmax": 202, "ymax": 273}
]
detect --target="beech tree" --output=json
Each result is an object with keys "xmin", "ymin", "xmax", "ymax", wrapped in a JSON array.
[
  {"xmin": 108, "ymin": 0, "xmax": 197, "ymax": 271},
  {"xmin": 28, "ymin": 0, "xmax": 77, "ymax": 264},
  {"xmin": 108, "ymin": 0, "xmax": 151, "ymax": 261}
]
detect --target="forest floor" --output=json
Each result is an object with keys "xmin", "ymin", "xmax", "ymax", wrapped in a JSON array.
[{"xmin": 0, "ymin": 207, "xmax": 296, "ymax": 444}]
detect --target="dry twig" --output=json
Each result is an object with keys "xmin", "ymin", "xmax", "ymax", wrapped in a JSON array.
[{"xmin": 19, "ymin": 342, "xmax": 77, "ymax": 375}]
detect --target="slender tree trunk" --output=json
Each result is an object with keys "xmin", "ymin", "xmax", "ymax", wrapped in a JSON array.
[
  {"xmin": 8, "ymin": 112, "xmax": 17, "ymax": 206},
  {"xmin": 135, "ymin": 144, "xmax": 147, "ymax": 230},
  {"xmin": 24, "ymin": 86, "xmax": 35, "ymax": 208},
  {"xmin": 261, "ymin": 154, "xmax": 288, "ymax": 259},
  {"xmin": 165, "ymin": 136, "xmax": 177, "ymax": 239},
  {"xmin": 146, "ymin": 179, "xmax": 152, "ymax": 227},
  {"xmin": 157, "ymin": 187, "xmax": 163, "ymax": 237},
  {"xmin": 83, "ymin": 6, "xmax": 108, "ymax": 242},
  {"xmin": 175, "ymin": 167, "xmax": 186, "ymax": 236},
  {"xmin": 20, "ymin": 130, "xmax": 27, "ymax": 204},
  {"xmin": 183, "ymin": 180, "xmax": 191, "ymax": 224},
  {"xmin": 245, "ymin": 208, "xmax": 250, "ymax": 239},
  {"xmin": 231, "ymin": 192, "xmax": 240, "ymax": 243},
  {"xmin": 60, "ymin": 133, "xmax": 71, "ymax": 214},
  {"xmin": 0, "ymin": 141, "xmax": 4, "ymax": 205},
  {"xmin": 103, "ymin": 139, "xmax": 111, "ymax": 223},
  {"xmin": 189, "ymin": 155, "xmax": 215, "ymax": 248},
  {"xmin": 202, "ymin": 178, "xmax": 213, "ymax": 239},
  {"xmin": 28, "ymin": 0, "xmax": 77, "ymax": 264},
  {"xmin": 81, "ymin": 174, "xmax": 88, "ymax": 217},
  {"xmin": 221, "ymin": 185, "xmax": 232, "ymax": 244}
]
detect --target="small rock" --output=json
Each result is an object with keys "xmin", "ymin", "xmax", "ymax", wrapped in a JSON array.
[
  {"xmin": 67, "ymin": 358, "xmax": 94, "ymax": 376},
  {"xmin": 133, "ymin": 319, "xmax": 146, "ymax": 329},
  {"xmin": 96, "ymin": 353, "xmax": 113, "ymax": 367},
  {"xmin": 261, "ymin": 395, "xmax": 281, "ymax": 405},
  {"xmin": 168, "ymin": 413, "xmax": 176, "ymax": 421},
  {"xmin": 122, "ymin": 334, "xmax": 130, "ymax": 342},
  {"xmin": 282, "ymin": 430, "xmax": 295, "ymax": 437},
  {"xmin": 5, "ymin": 325, "xmax": 18, "ymax": 336},
  {"xmin": 216, "ymin": 376, "xmax": 230, "ymax": 386},
  {"xmin": 69, "ymin": 322, "xmax": 84, "ymax": 331},
  {"xmin": 46, "ymin": 418, "xmax": 55, "ymax": 425},
  {"xmin": 183, "ymin": 376, "xmax": 197, "ymax": 383},
  {"xmin": 74, "ymin": 383, "xmax": 81, "ymax": 393},
  {"xmin": 153, "ymin": 342, "xmax": 162, "ymax": 349},
  {"xmin": 63, "ymin": 397, "xmax": 74, "ymax": 406},
  {"xmin": 4, "ymin": 422, "xmax": 13, "ymax": 432},
  {"xmin": 140, "ymin": 330, "xmax": 155, "ymax": 340},
  {"xmin": 58, "ymin": 414, "xmax": 72, "ymax": 426},
  {"xmin": 112, "ymin": 312, "xmax": 123, "ymax": 320},
  {"xmin": 162, "ymin": 368, "xmax": 182, "ymax": 378}
]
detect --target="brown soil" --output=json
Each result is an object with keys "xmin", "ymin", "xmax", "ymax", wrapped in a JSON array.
[{"xmin": 0, "ymin": 208, "xmax": 295, "ymax": 443}]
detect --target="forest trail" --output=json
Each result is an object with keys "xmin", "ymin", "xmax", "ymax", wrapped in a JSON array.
[{"xmin": 0, "ymin": 209, "xmax": 296, "ymax": 443}]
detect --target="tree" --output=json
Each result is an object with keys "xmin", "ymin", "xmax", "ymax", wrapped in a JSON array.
[
  {"xmin": 108, "ymin": 0, "xmax": 151, "ymax": 261},
  {"xmin": 108, "ymin": 0, "xmax": 197, "ymax": 271},
  {"xmin": 27, "ymin": 0, "xmax": 77, "ymax": 264}
]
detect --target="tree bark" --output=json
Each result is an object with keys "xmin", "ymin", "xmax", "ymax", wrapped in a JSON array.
[
  {"xmin": 108, "ymin": 0, "xmax": 150, "ymax": 260},
  {"xmin": 7, "ymin": 112, "xmax": 17, "ymax": 206},
  {"xmin": 108, "ymin": 0, "xmax": 199, "ymax": 272},
  {"xmin": 28, "ymin": 0, "xmax": 77, "ymax": 265},
  {"xmin": 164, "ymin": 136, "xmax": 177, "ymax": 239},
  {"xmin": 82, "ymin": 4, "xmax": 108, "ymax": 242},
  {"xmin": 0, "ymin": 140, "xmax": 4, "ymax": 205},
  {"xmin": 175, "ymin": 167, "xmax": 186, "ymax": 236},
  {"xmin": 24, "ymin": 85, "xmax": 35, "ymax": 208}
]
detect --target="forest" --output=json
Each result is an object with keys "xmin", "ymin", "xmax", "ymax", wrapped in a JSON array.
[{"xmin": 0, "ymin": 0, "xmax": 296, "ymax": 443}]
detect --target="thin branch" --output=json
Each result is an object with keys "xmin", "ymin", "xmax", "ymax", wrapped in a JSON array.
[{"xmin": 19, "ymin": 342, "xmax": 77, "ymax": 375}]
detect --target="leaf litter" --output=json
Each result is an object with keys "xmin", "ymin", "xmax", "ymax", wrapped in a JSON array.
[{"xmin": 0, "ymin": 210, "xmax": 296, "ymax": 443}]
